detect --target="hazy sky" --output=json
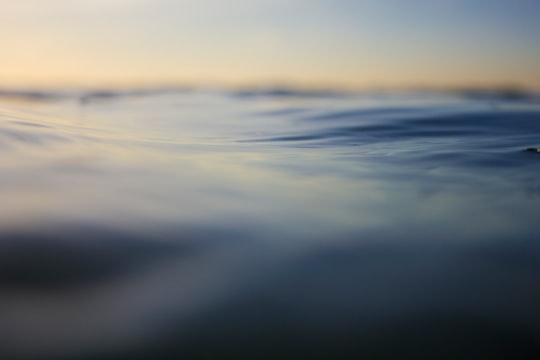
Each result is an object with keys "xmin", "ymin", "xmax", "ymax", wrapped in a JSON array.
[{"xmin": 1, "ymin": 0, "xmax": 539, "ymax": 88}]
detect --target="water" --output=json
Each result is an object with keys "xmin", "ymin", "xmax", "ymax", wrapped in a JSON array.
[{"xmin": 0, "ymin": 88, "xmax": 539, "ymax": 359}]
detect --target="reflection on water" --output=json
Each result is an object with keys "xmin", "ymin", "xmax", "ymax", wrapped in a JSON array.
[{"xmin": 0, "ymin": 89, "xmax": 540, "ymax": 359}]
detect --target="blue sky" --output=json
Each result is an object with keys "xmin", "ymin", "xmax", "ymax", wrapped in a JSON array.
[{"xmin": 1, "ymin": 0, "xmax": 539, "ymax": 88}]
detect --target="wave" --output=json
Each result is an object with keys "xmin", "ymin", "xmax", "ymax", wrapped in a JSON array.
[
  {"xmin": 1, "ymin": 223, "xmax": 540, "ymax": 359},
  {"xmin": 0, "ymin": 86, "xmax": 538, "ymax": 103},
  {"xmin": 0, "ymin": 87, "xmax": 192, "ymax": 103},
  {"xmin": 245, "ymin": 107, "xmax": 540, "ymax": 146}
]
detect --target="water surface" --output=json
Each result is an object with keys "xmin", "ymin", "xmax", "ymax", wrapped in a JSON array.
[{"xmin": 0, "ymin": 89, "xmax": 539, "ymax": 359}]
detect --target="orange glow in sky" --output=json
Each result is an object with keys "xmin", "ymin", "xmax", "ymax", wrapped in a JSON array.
[{"xmin": 1, "ymin": 0, "xmax": 539, "ymax": 89}]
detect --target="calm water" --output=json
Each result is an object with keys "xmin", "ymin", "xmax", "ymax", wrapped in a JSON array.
[{"xmin": 0, "ymin": 88, "xmax": 539, "ymax": 359}]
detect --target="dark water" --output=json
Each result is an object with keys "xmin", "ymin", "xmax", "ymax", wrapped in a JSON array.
[{"xmin": 0, "ymin": 88, "xmax": 540, "ymax": 359}]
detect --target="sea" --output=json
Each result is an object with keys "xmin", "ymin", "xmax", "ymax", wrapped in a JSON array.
[{"xmin": 0, "ymin": 87, "xmax": 539, "ymax": 359}]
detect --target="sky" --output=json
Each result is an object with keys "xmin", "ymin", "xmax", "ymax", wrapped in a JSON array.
[{"xmin": 1, "ymin": 0, "xmax": 539, "ymax": 89}]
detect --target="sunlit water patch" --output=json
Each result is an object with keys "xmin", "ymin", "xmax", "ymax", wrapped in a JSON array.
[{"xmin": 0, "ymin": 89, "xmax": 539, "ymax": 359}]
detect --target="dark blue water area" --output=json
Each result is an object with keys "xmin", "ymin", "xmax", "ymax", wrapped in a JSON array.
[{"xmin": 0, "ymin": 89, "xmax": 540, "ymax": 359}]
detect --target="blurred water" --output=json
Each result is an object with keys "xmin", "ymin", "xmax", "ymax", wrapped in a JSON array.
[{"xmin": 0, "ymin": 88, "xmax": 539, "ymax": 359}]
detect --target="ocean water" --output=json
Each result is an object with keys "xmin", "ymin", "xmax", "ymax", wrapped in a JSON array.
[{"xmin": 0, "ymin": 88, "xmax": 539, "ymax": 359}]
